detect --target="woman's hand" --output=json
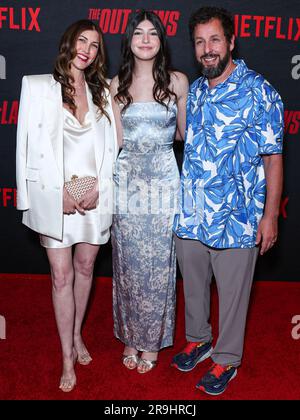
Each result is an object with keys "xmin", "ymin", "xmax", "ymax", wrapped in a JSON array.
[
  {"xmin": 79, "ymin": 180, "xmax": 99, "ymax": 211},
  {"xmin": 63, "ymin": 187, "xmax": 85, "ymax": 215}
]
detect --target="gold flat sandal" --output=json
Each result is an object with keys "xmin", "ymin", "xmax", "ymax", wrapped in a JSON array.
[
  {"xmin": 122, "ymin": 354, "xmax": 139, "ymax": 370},
  {"xmin": 137, "ymin": 358, "xmax": 157, "ymax": 374}
]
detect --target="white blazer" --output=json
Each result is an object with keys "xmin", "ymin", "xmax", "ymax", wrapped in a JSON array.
[{"xmin": 16, "ymin": 74, "xmax": 118, "ymax": 240}]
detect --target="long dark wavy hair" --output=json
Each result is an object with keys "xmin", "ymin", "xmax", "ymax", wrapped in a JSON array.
[
  {"xmin": 115, "ymin": 10, "xmax": 176, "ymax": 111},
  {"xmin": 53, "ymin": 20, "xmax": 110, "ymax": 121}
]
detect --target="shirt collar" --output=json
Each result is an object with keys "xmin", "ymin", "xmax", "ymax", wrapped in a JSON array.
[{"xmin": 197, "ymin": 59, "xmax": 248, "ymax": 91}]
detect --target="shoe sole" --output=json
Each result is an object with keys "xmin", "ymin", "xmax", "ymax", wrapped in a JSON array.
[
  {"xmin": 196, "ymin": 369, "xmax": 237, "ymax": 396},
  {"xmin": 172, "ymin": 347, "xmax": 213, "ymax": 372}
]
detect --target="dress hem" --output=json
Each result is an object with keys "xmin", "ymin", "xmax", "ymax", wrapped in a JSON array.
[{"xmin": 114, "ymin": 332, "xmax": 174, "ymax": 352}]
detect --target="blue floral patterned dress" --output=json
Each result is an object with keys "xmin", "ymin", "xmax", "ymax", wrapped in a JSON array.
[{"xmin": 112, "ymin": 101, "xmax": 179, "ymax": 352}]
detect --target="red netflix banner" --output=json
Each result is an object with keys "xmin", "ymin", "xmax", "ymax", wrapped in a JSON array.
[
  {"xmin": 0, "ymin": 188, "xmax": 17, "ymax": 207},
  {"xmin": 88, "ymin": 8, "xmax": 180, "ymax": 36},
  {"xmin": 284, "ymin": 111, "xmax": 300, "ymax": 135},
  {"xmin": 0, "ymin": 7, "xmax": 41, "ymax": 31},
  {"xmin": 0, "ymin": 0, "xmax": 298, "ymax": 280},
  {"xmin": 234, "ymin": 15, "xmax": 300, "ymax": 41},
  {"xmin": 0, "ymin": 101, "xmax": 19, "ymax": 125}
]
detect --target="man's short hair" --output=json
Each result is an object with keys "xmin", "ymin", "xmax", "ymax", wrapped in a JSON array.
[{"xmin": 189, "ymin": 6, "xmax": 234, "ymax": 43}]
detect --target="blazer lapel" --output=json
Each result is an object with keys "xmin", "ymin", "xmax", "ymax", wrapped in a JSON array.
[
  {"xmin": 86, "ymin": 83, "xmax": 105, "ymax": 174},
  {"xmin": 47, "ymin": 76, "xmax": 64, "ymax": 176},
  {"xmin": 46, "ymin": 79, "xmax": 106, "ymax": 178}
]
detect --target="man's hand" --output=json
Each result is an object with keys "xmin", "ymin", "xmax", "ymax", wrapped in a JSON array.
[
  {"xmin": 256, "ymin": 154, "xmax": 283, "ymax": 255},
  {"xmin": 255, "ymin": 215, "xmax": 278, "ymax": 255}
]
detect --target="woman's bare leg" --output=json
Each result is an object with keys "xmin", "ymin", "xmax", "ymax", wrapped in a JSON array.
[
  {"xmin": 46, "ymin": 247, "xmax": 76, "ymax": 391},
  {"xmin": 73, "ymin": 243, "xmax": 100, "ymax": 364}
]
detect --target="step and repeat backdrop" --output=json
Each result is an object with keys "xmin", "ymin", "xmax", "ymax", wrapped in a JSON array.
[{"xmin": 0, "ymin": 0, "xmax": 299, "ymax": 280}]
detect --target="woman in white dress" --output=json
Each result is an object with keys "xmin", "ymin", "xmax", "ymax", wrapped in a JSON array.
[{"xmin": 16, "ymin": 20, "xmax": 117, "ymax": 392}]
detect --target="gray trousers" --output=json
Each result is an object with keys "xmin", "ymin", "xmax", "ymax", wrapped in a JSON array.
[{"xmin": 175, "ymin": 235, "xmax": 259, "ymax": 367}]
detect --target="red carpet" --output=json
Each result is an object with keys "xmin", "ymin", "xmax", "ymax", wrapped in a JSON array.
[{"xmin": 0, "ymin": 274, "xmax": 300, "ymax": 400}]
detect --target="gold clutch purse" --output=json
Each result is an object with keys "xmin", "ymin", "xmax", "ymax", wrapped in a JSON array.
[{"xmin": 64, "ymin": 175, "xmax": 97, "ymax": 202}]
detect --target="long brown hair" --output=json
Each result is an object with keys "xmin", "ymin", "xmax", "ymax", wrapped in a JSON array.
[
  {"xmin": 53, "ymin": 20, "xmax": 110, "ymax": 121},
  {"xmin": 115, "ymin": 10, "xmax": 176, "ymax": 112}
]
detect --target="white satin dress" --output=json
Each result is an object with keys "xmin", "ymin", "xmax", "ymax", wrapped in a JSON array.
[{"xmin": 40, "ymin": 107, "xmax": 109, "ymax": 248}]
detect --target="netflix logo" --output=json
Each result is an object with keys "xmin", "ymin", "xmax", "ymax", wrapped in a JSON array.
[
  {"xmin": 234, "ymin": 15, "xmax": 300, "ymax": 41},
  {"xmin": 88, "ymin": 9, "xmax": 180, "ymax": 36},
  {"xmin": 0, "ymin": 101, "xmax": 19, "ymax": 125},
  {"xmin": 0, "ymin": 188, "xmax": 17, "ymax": 207},
  {"xmin": 284, "ymin": 111, "xmax": 300, "ymax": 135},
  {"xmin": 0, "ymin": 7, "xmax": 41, "ymax": 31}
]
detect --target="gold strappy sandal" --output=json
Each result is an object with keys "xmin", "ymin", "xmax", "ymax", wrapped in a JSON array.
[
  {"xmin": 137, "ymin": 358, "xmax": 157, "ymax": 374},
  {"xmin": 122, "ymin": 354, "xmax": 140, "ymax": 370}
]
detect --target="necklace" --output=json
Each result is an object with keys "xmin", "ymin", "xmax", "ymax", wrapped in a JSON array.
[{"xmin": 73, "ymin": 81, "xmax": 86, "ymax": 97}]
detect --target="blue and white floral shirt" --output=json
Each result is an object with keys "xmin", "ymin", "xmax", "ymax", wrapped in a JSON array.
[{"xmin": 174, "ymin": 60, "xmax": 284, "ymax": 248}]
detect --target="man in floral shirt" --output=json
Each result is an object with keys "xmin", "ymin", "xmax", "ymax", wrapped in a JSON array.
[{"xmin": 172, "ymin": 6, "xmax": 283, "ymax": 395}]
